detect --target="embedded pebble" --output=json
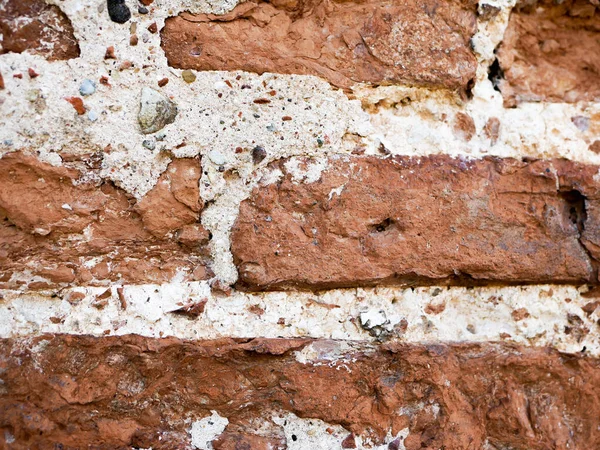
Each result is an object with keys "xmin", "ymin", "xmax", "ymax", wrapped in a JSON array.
[
  {"xmin": 252, "ymin": 146, "xmax": 267, "ymax": 164},
  {"xmin": 88, "ymin": 110, "xmax": 99, "ymax": 122},
  {"xmin": 107, "ymin": 0, "xmax": 131, "ymax": 23},
  {"xmin": 208, "ymin": 150, "xmax": 227, "ymax": 165},
  {"xmin": 182, "ymin": 70, "xmax": 197, "ymax": 83},
  {"xmin": 66, "ymin": 97, "xmax": 86, "ymax": 115},
  {"xmin": 79, "ymin": 79, "xmax": 96, "ymax": 96},
  {"xmin": 26, "ymin": 90, "xmax": 40, "ymax": 102},
  {"xmin": 572, "ymin": 116, "xmax": 590, "ymax": 132},
  {"xmin": 138, "ymin": 87, "xmax": 178, "ymax": 134},
  {"xmin": 138, "ymin": 6, "xmax": 149, "ymax": 14},
  {"xmin": 142, "ymin": 139, "xmax": 156, "ymax": 150}
]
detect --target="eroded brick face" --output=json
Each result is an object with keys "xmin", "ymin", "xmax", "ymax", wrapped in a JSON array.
[
  {"xmin": 1, "ymin": 335, "xmax": 599, "ymax": 449},
  {"xmin": 497, "ymin": 0, "xmax": 600, "ymax": 104},
  {"xmin": 0, "ymin": 153, "xmax": 210, "ymax": 289},
  {"xmin": 161, "ymin": 0, "xmax": 478, "ymax": 90},
  {"xmin": 232, "ymin": 156, "xmax": 600, "ymax": 290},
  {"xmin": 0, "ymin": 0, "xmax": 80, "ymax": 60}
]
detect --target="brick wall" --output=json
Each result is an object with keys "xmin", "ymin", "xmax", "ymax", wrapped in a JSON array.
[{"xmin": 1, "ymin": 0, "xmax": 599, "ymax": 449}]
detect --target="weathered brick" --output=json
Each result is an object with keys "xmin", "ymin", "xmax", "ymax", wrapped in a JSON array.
[
  {"xmin": 497, "ymin": 0, "xmax": 600, "ymax": 104},
  {"xmin": 0, "ymin": 152, "xmax": 210, "ymax": 288},
  {"xmin": 0, "ymin": 0, "xmax": 80, "ymax": 61},
  {"xmin": 1, "ymin": 335, "xmax": 599, "ymax": 449},
  {"xmin": 161, "ymin": 0, "xmax": 478, "ymax": 91},
  {"xmin": 232, "ymin": 156, "xmax": 600, "ymax": 290}
]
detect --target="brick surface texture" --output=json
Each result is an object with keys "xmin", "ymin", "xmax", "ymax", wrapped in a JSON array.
[
  {"xmin": 232, "ymin": 155, "xmax": 600, "ymax": 290},
  {"xmin": 1, "ymin": 0, "xmax": 600, "ymax": 448}
]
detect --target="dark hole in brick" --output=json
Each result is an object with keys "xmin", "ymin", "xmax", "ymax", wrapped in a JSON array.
[
  {"xmin": 371, "ymin": 218, "xmax": 394, "ymax": 233},
  {"xmin": 559, "ymin": 190, "xmax": 587, "ymax": 233},
  {"xmin": 464, "ymin": 77, "xmax": 475, "ymax": 100},
  {"xmin": 488, "ymin": 57, "xmax": 504, "ymax": 93}
]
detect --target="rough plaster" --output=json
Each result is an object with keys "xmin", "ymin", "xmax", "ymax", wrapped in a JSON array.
[
  {"xmin": 1, "ymin": 284, "xmax": 599, "ymax": 355},
  {"xmin": 185, "ymin": 410, "xmax": 408, "ymax": 450},
  {"xmin": 272, "ymin": 413, "xmax": 408, "ymax": 450},
  {"xmin": 190, "ymin": 411, "xmax": 229, "ymax": 450}
]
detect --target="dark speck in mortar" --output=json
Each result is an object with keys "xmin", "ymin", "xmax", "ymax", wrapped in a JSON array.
[
  {"xmin": 107, "ymin": 0, "xmax": 131, "ymax": 23},
  {"xmin": 252, "ymin": 146, "xmax": 267, "ymax": 164}
]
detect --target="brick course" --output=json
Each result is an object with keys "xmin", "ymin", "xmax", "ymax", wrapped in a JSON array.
[
  {"xmin": 1, "ymin": 335, "xmax": 599, "ymax": 449},
  {"xmin": 161, "ymin": 0, "xmax": 478, "ymax": 91},
  {"xmin": 232, "ymin": 156, "xmax": 600, "ymax": 290}
]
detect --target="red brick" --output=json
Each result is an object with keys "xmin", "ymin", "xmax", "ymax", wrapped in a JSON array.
[
  {"xmin": 0, "ymin": 152, "xmax": 210, "ymax": 288},
  {"xmin": 1, "ymin": 335, "xmax": 599, "ymax": 449},
  {"xmin": 0, "ymin": 0, "xmax": 80, "ymax": 61},
  {"xmin": 161, "ymin": 0, "xmax": 478, "ymax": 91},
  {"xmin": 232, "ymin": 156, "xmax": 600, "ymax": 290},
  {"xmin": 497, "ymin": 0, "xmax": 600, "ymax": 104}
]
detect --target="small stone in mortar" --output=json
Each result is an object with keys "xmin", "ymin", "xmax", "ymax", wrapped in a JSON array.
[
  {"xmin": 252, "ymin": 146, "xmax": 266, "ymax": 164},
  {"xmin": 142, "ymin": 139, "xmax": 156, "ymax": 150},
  {"xmin": 79, "ymin": 79, "xmax": 96, "ymax": 96},
  {"xmin": 182, "ymin": 70, "xmax": 196, "ymax": 83},
  {"xmin": 208, "ymin": 150, "xmax": 226, "ymax": 165},
  {"xmin": 138, "ymin": 87, "xmax": 178, "ymax": 134},
  {"xmin": 107, "ymin": 0, "xmax": 131, "ymax": 24}
]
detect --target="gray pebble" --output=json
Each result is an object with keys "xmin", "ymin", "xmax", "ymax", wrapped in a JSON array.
[
  {"xmin": 79, "ymin": 79, "xmax": 96, "ymax": 96},
  {"xmin": 138, "ymin": 87, "xmax": 178, "ymax": 134},
  {"xmin": 107, "ymin": 0, "xmax": 131, "ymax": 23},
  {"xmin": 208, "ymin": 149, "xmax": 226, "ymax": 165},
  {"xmin": 142, "ymin": 139, "xmax": 156, "ymax": 150},
  {"xmin": 572, "ymin": 116, "xmax": 590, "ymax": 132},
  {"xmin": 252, "ymin": 146, "xmax": 266, "ymax": 164}
]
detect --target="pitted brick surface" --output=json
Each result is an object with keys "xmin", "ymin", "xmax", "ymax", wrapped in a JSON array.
[
  {"xmin": 232, "ymin": 156, "xmax": 600, "ymax": 290},
  {"xmin": 0, "ymin": 0, "xmax": 80, "ymax": 60}
]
